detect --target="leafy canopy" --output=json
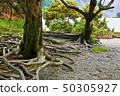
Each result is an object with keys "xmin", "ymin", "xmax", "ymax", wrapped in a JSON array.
[{"xmin": 44, "ymin": 0, "xmax": 80, "ymax": 27}]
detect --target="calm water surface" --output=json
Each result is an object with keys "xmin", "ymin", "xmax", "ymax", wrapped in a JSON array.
[{"xmin": 106, "ymin": 18, "xmax": 120, "ymax": 32}]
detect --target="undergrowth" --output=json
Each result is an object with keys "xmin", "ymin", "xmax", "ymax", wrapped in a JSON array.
[
  {"xmin": 0, "ymin": 19, "xmax": 24, "ymax": 35},
  {"xmin": 115, "ymin": 32, "xmax": 120, "ymax": 36},
  {"xmin": 92, "ymin": 46, "xmax": 108, "ymax": 53},
  {"xmin": 0, "ymin": 19, "xmax": 47, "ymax": 35}
]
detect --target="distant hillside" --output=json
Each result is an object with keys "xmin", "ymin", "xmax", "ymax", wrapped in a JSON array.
[{"xmin": 42, "ymin": 0, "xmax": 120, "ymax": 17}]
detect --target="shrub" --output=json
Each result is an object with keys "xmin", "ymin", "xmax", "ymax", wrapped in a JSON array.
[
  {"xmin": 50, "ymin": 20, "xmax": 73, "ymax": 33},
  {"xmin": 44, "ymin": 0, "xmax": 79, "ymax": 27},
  {"xmin": 92, "ymin": 46, "xmax": 108, "ymax": 53},
  {"xmin": 71, "ymin": 19, "xmax": 85, "ymax": 34}
]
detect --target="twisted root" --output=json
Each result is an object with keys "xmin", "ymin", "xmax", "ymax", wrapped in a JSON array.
[
  {"xmin": 0, "ymin": 48, "xmax": 73, "ymax": 80},
  {"xmin": 0, "ymin": 56, "xmax": 25, "ymax": 80}
]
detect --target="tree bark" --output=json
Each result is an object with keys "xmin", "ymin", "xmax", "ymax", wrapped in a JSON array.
[
  {"xmin": 9, "ymin": 6, "xmax": 12, "ymax": 21},
  {"xmin": 19, "ymin": 0, "xmax": 43, "ymax": 58},
  {"xmin": 81, "ymin": 0, "xmax": 96, "ymax": 42},
  {"xmin": 82, "ymin": 19, "xmax": 92, "ymax": 42}
]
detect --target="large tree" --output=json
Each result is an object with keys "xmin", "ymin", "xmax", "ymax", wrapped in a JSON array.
[
  {"xmin": 60, "ymin": 0, "xmax": 114, "ymax": 43},
  {"xmin": 0, "ymin": 0, "xmax": 75, "ymax": 80},
  {"xmin": 19, "ymin": 0, "xmax": 43, "ymax": 59}
]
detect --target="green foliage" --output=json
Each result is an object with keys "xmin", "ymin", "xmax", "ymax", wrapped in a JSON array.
[
  {"xmin": 0, "ymin": 19, "xmax": 24, "ymax": 34},
  {"xmin": 42, "ymin": 28, "xmax": 46, "ymax": 31},
  {"xmin": 73, "ymin": 17, "xmax": 113, "ymax": 42},
  {"xmin": 53, "ymin": 72, "xmax": 57, "ymax": 75},
  {"xmin": 92, "ymin": 46, "xmax": 108, "ymax": 53},
  {"xmin": 44, "ymin": 0, "xmax": 79, "ymax": 28},
  {"xmin": 81, "ymin": 3, "xmax": 103, "ymax": 20},
  {"xmin": 71, "ymin": 19, "xmax": 85, "ymax": 34},
  {"xmin": 0, "ymin": 19, "xmax": 24, "ymax": 29},
  {"xmin": 114, "ymin": 32, "xmax": 120, "ymax": 38},
  {"xmin": 93, "ymin": 17, "xmax": 114, "ymax": 37},
  {"xmin": 115, "ymin": 32, "xmax": 120, "ymax": 35},
  {"xmin": 50, "ymin": 20, "xmax": 73, "ymax": 33}
]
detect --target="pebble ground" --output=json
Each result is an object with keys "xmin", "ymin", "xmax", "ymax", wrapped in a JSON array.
[{"xmin": 39, "ymin": 38, "xmax": 120, "ymax": 80}]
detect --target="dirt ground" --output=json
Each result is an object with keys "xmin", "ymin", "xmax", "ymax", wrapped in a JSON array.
[{"xmin": 39, "ymin": 38, "xmax": 120, "ymax": 80}]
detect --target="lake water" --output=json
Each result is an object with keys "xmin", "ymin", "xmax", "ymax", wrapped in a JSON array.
[
  {"xmin": 105, "ymin": 18, "xmax": 120, "ymax": 32},
  {"xmin": 42, "ymin": 18, "xmax": 120, "ymax": 32}
]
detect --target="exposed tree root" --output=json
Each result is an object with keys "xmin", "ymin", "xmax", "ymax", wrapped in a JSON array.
[
  {"xmin": 0, "ymin": 75, "xmax": 9, "ymax": 80},
  {"xmin": 0, "ymin": 32, "xmax": 104, "ymax": 80},
  {"xmin": 43, "ymin": 31, "xmax": 82, "ymax": 41},
  {"xmin": 82, "ymin": 39, "xmax": 94, "ymax": 52},
  {"xmin": 83, "ymin": 39, "xmax": 93, "ymax": 48},
  {"xmin": 62, "ymin": 63, "xmax": 73, "ymax": 71},
  {"xmin": 0, "ymin": 33, "xmax": 21, "ymax": 57},
  {"xmin": 44, "ymin": 37, "xmax": 62, "ymax": 44},
  {"xmin": 56, "ymin": 49, "xmax": 82, "ymax": 54},
  {"xmin": 36, "ymin": 61, "xmax": 50, "ymax": 80},
  {"xmin": 0, "ymin": 72, "xmax": 20, "ymax": 78},
  {"xmin": 0, "ymin": 49, "xmax": 73, "ymax": 80},
  {"xmin": 0, "ymin": 56, "xmax": 25, "ymax": 80},
  {"xmin": 45, "ymin": 45, "xmax": 82, "ymax": 54},
  {"xmin": 47, "ymin": 52, "xmax": 74, "ymax": 64},
  {"xmin": 18, "ymin": 65, "xmax": 35, "ymax": 79},
  {"xmin": 1, "ymin": 32, "xmax": 104, "ymax": 80}
]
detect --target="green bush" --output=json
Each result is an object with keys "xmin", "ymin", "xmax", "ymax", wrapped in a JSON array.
[
  {"xmin": 44, "ymin": 0, "xmax": 79, "ymax": 27},
  {"xmin": 115, "ymin": 32, "xmax": 120, "ymax": 35},
  {"xmin": 50, "ymin": 20, "xmax": 73, "ymax": 33},
  {"xmin": 71, "ymin": 19, "xmax": 85, "ymax": 34}
]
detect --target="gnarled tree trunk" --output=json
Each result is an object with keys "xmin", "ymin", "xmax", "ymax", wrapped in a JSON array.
[
  {"xmin": 19, "ymin": 0, "xmax": 43, "ymax": 58},
  {"xmin": 82, "ymin": 19, "xmax": 92, "ymax": 42}
]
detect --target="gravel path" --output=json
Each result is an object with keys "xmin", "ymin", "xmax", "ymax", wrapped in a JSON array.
[{"xmin": 39, "ymin": 38, "xmax": 120, "ymax": 80}]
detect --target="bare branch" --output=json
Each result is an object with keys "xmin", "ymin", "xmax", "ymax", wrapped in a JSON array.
[
  {"xmin": 60, "ymin": 0, "xmax": 86, "ymax": 16},
  {"xmin": 94, "ymin": 0, "xmax": 114, "ymax": 18},
  {"xmin": 106, "ymin": 0, "xmax": 114, "ymax": 7},
  {"xmin": 7, "ymin": 1, "xmax": 24, "ymax": 19},
  {"xmin": 99, "ymin": 0, "xmax": 114, "ymax": 10}
]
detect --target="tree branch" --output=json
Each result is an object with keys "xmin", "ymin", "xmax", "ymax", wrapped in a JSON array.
[
  {"xmin": 60, "ymin": 0, "xmax": 86, "ymax": 16},
  {"xmin": 10, "ymin": 2, "xmax": 24, "ymax": 19},
  {"xmin": 16, "ymin": 0, "xmax": 26, "ymax": 14},
  {"xmin": 94, "ymin": 0, "xmax": 114, "ymax": 18},
  {"xmin": 89, "ymin": 0, "xmax": 97, "ymax": 14},
  {"xmin": 5, "ymin": 1, "xmax": 24, "ymax": 19}
]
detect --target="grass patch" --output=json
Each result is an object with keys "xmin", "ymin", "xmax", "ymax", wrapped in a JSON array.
[
  {"xmin": 92, "ymin": 46, "xmax": 108, "ymax": 53},
  {"xmin": 115, "ymin": 32, "xmax": 120, "ymax": 35},
  {"xmin": 0, "ymin": 19, "xmax": 24, "ymax": 35},
  {"xmin": 60, "ymin": 40, "xmax": 66, "ymax": 44},
  {"xmin": 0, "ymin": 19, "xmax": 24, "ymax": 29}
]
